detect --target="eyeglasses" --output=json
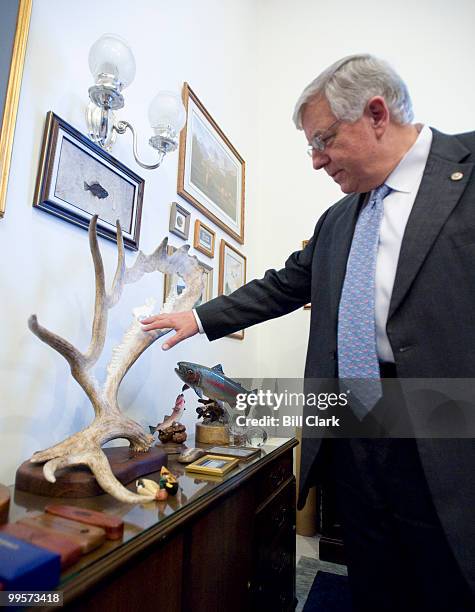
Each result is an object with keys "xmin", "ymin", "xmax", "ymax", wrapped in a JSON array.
[{"xmin": 306, "ymin": 118, "xmax": 340, "ymax": 156}]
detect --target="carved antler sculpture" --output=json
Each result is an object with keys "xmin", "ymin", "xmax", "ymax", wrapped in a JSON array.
[{"xmin": 28, "ymin": 216, "xmax": 205, "ymax": 503}]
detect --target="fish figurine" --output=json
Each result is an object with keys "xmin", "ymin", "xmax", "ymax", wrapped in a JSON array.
[
  {"xmin": 175, "ymin": 362, "xmax": 256, "ymax": 415},
  {"xmin": 84, "ymin": 181, "xmax": 109, "ymax": 199},
  {"xmin": 149, "ymin": 393, "xmax": 186, "ymax": 435}
]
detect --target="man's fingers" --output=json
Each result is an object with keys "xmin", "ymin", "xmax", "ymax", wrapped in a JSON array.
[
  {"xmin": 140, "ymin": 311, "xmax": 198, "ymax": 349},
  {"xmin": 140, "ymin": 315, "xmax": 172, "ymax": 331},
  {"xmin": 162, "ymin": 332, "xmax": 183, "ymax": 351}
]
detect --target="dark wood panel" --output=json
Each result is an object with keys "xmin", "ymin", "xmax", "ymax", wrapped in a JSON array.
[
  {"xmin": 63, "ymin": 532, "xmax": 184, "ymax": 612},
  {"xmin": 183, "ymin": 482, "xmax": 255, "ymax": 612},
  {"xmin": 251, "ymin": 479, "xmax": 296, "ymax": 611}
]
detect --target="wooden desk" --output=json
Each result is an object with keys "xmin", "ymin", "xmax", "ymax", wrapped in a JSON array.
[{"xmin": 9, "ymin": 438, "xmax": 298, "ymax": 612}]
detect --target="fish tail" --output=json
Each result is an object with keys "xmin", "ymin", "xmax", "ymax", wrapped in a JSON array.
[{"xmin": 84, "ymin": 181, "xmax": 90, "ymax": 191}]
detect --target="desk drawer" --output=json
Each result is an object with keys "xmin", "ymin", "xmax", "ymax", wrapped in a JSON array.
[{"xmin": 255, "ymin": 450, "xmax": 293, "ymax": 506}]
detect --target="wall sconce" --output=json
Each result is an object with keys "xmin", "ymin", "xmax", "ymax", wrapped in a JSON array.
[{"xmin": 86, "ymin": 33, "xmax": 186, "ymax": 169}]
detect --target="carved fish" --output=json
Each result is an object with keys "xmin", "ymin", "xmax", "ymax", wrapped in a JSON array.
[
  {"xmin": 175, "ymin": 362, "xmax": 255, "ymax": 415},
  {"xmin": 149, "ymin": 393, "xmax": 186, "ymax": 434},
  {"xmin": 84, "ymin": 181, "xmax": 109, "ymax": 199}
]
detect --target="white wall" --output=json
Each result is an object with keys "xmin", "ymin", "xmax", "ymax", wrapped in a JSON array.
[
  {"xmin": 1, "ymin": 0, "xmax": 474, "ymax": 484},
  {"xmin": 254, "ymin": 0, "xmax": 475, "ymax": 377},
  {"xmin": 0, "ymin": 0, "xmax": 260, "ymax": 483}
]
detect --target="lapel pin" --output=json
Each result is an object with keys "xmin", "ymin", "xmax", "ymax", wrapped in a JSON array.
[{"xmin": 450, "ymin": 171, "xmax": 464, "ymax": 181}]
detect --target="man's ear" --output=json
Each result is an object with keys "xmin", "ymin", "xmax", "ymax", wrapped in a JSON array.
[{"xmin": 365, "ymin": 96, "xmax": 389, "ymax": 132}]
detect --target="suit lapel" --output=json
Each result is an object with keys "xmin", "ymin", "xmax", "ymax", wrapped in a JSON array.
[{"xmin": 388, "ymin": 130, "xmax": 474, "ymax": 319}]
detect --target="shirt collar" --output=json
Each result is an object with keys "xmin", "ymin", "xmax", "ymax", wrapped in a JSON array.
[{"xmin": 384, "ymin": 124, "xmax": 433, "ymax": 194}]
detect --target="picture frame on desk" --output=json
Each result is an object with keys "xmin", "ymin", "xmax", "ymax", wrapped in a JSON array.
[
  {"xmin": 33, "ymin": 112, "xmax": 144, "ymax": 250},
  {"xmin": 177, "ymin": 83, "xmax": 245, "ymax": 244},
  {"xmin": 185, "ymin": 454, "xmax": 239, "ymax": 477},
  {"xmin": 206, "ymin": 446, "xmax": 261, "ymax": 461}
]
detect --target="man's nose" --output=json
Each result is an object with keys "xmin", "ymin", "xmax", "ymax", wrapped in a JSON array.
[{"xmin": 312, "ymin": 149, "xmax": 330, "ymax": 170}]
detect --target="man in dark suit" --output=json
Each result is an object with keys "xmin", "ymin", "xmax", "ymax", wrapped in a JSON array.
[{"xmin": 142, "ymin": 54, "xmax": 474, "ymax": 611}]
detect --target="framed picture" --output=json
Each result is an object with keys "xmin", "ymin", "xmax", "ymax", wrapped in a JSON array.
[
  {"xmin": 178, "ymin": 83, "xmax": 245, "ymax": 244},
  {"xmin": 0, "ymin": 0, "xmax": 32, "ymax": 217},
  {"xmin": 163, "ymin": 246, "xmax": 214, "ymax": 306},
  {"xmin": 33, "ymin": 112, "xmax": 145, "ymax": 250},
  {"xmin": 206, "ymin": 446, "xmax": 261, "ymax": 462},
  {"xmin": 302, "ymin": 240, "xmax": 311, "ymax": 309},
  {"xmin": 219, "ymin": 240, "xmax": 247, "ymax": 339},
  {"xmin": 169, "ymin": 201, "xmax": 190, "ymax": 239},
  {"xmin": 185, "ymin": 454, "xmax": 239, "ymax": 477},
  {"xmin": 194, "ymin": 219, "xmax": 215, "ymax": 258}
]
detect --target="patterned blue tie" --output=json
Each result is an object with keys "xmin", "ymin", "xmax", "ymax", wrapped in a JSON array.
[{"xmin": 338, "ymin": 184, "xmax": 392, "ymax": 419}]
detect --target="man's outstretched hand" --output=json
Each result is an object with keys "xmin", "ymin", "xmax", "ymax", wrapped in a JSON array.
[{"xmin": 140, "ymin": 311, "xmax": 198, "ymax": 350}]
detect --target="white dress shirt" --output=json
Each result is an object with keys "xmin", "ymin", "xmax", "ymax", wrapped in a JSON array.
[
  {"xmin": 374, "ymin": 124, "xmax": 432, "ymax": 362},
  {"xmin": 193, "ymin": 125, "xmax": 433, "ymax": 363}
]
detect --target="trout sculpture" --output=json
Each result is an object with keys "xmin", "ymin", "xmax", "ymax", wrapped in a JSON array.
[{"xmin": 28, "ymin": 216, "xmax": 205, "ymax": 503}]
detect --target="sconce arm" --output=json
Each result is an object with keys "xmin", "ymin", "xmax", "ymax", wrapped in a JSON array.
[{"xmin": 114, "ymin": 120, "xmax": 165, "ymax": 170}]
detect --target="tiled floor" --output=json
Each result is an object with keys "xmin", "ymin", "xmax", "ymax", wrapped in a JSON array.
[{"xmin": 296, "ymin": 533, "xmax": 320, "ymax": 563}]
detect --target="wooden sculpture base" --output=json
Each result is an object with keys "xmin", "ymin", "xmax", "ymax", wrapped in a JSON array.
[
  {"xmin": 15, "ymin": 446, "xmax": 168, "ymax": 498},
  {"xmin": 195, "ymin": 423, "xmax": 230, "ymax": 445},
  {"xmin": 0, "ymin": 484, "xmax": 10, "ymax": 524}
]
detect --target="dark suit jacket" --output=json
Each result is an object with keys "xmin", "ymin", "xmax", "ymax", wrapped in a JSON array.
[{"xmin": 197, "ymin": 128, "xmax": 475, "ymax": 590}]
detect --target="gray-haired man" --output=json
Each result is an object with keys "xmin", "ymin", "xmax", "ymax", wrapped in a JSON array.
[{"xmin": 142, "ymin": 55, "xmax": 475, "ymax": 611}]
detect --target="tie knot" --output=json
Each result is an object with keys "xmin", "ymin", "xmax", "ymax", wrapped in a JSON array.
[{"xmin": 372, "ymin": 183, "xmax": 392, "ymax": 202}]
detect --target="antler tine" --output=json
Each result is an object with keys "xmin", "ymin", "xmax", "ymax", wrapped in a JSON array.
[
  {"xmin": 107, "ymin": 220, "xmax": 126, "ymax": 308},
  {"xmin": 124, "ymin": 237, "xmax": 169, "ymax": 285},
  {"xmin": 28, "ymin": 315, "xmax": 100, "ymax": 400},
  {"xmin": 28, "ymin": 315, "xmax": 87, "ymax": 370},
  {"xmin": 84, "ymin": 216, "xmax": 108, "ymax": 364}
]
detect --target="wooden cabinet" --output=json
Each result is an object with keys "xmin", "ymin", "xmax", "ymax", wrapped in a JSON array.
[{"xmin": 9, "ymin": 438, "xmax": 298, "ymax": 612}]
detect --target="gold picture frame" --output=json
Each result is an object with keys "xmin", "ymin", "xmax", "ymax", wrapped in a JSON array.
[
  {"xmin": 177, "ymin": 83, "xmax": 245, "ymax": 244},
  {"xmin": 302, "ymin": 240, "xmax": 311, "ymax": 310},
  {"xmin": 219, "ymin": 239, "xmax": 247, "ymax": 340},
  {"xmin": 0, "ymin": 0, "xmax": 32, "ymax": 217},
  {"xmin": 185, "ymin": 454, "xmax": 239, "ymax": 477},
  {"xmin": 194, "ymin": 219, "xmax": 215, "ymax": 258}
]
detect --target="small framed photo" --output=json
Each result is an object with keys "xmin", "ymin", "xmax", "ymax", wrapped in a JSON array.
[
  {"xmin": 219, "ymin": 239, "xmax": 247, "ymax": 340},
  {"xmin": 33, "ymin": 112, "xmax": 144, "ymax": 250},
  {"xmin": 185, "ymin": 454, "xmax": 239, "ymax": 476},
  {"xmin": 206, "ymin": 446, "xmax": 261, "ymax": 462},
  {"xmin": 302, "ymin": 240, "xmax": 311, "ymax": 310},
  {"xmin": 194, "ymin": 219, "xmax": 215, "ymax": 258},
  {"xmin": 169, "ymin": 201, "xmax": 191, "ymax": 240},
  {"xmin": 163, "ymin": 246, "xmax": 213, "ymax": 306}
]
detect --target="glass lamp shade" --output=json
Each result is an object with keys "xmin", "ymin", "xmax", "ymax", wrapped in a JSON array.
[
  {"xmin": 148, "ymin": 91, "xmax": 186, "ymax": 135},
  {"xmin": 88, "ymin": 34, "xmax": 136, "ymax": 89}
]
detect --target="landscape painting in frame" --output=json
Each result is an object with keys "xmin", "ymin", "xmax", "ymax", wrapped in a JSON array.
[
  {"xmin": 219, "ymin": 239, "xmax": 247, "ymax": 339},
  {"xmin": 33, "ymin": 112, "xmax": 144, "ymax": 250},
  {"xmin": 178, "ymin": 83, "xmax": 245, "ymax": 244}
]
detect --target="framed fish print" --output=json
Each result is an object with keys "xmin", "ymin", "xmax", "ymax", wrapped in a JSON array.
[
  {"xmin": 177, "ymin": 83, "xmax": 245, "ymax": 244},
  {"xmin": 164, "ymin": 246, "xmax": 214, "ymax": 307},
  {"xmin": 0, "ymin": 0, "xmax": 32, "ymax": 217},
  {"xmin": 33, "ymin": 112, "xmax": 144, "ymax": 250},
  {"xmin": 219, "ymin": 239, "xmax": 247, "ymax": 340},
  {"xmin": 194, "ymin": 219, "xmax": 215, "ymax": 258}
]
